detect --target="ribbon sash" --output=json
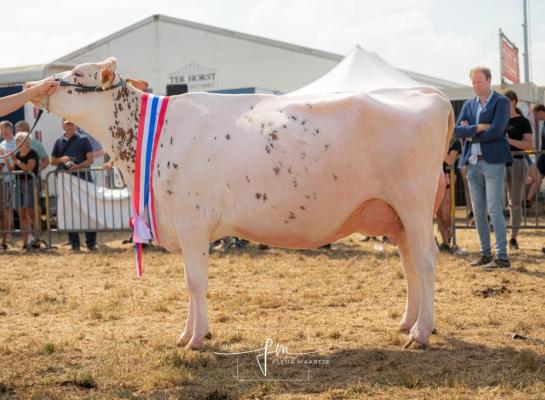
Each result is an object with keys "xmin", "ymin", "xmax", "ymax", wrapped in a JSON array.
[{"xmin": 131, "ymin": 93, "xmax": 170, "ymax": 277}]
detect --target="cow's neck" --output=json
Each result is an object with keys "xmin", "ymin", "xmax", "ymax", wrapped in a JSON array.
[{"xmin": 73, "ymin": 84, "xmax": 145, "ymax": 185}]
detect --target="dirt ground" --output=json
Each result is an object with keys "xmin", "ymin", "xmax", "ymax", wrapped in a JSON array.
[{"xmin": 0, "ymin": 229, "xmax": 544, "ymax": 399}]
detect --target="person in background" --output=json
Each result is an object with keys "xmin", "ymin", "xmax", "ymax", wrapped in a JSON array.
[
  {"xmin": 15, "ymin": 121, "xmax": 49, "ymax": 172},
  {"xmin": 0, "ymin": 121, "xmax": 16, "ymax": 249},
  {"xmin": 15, "ymin": 121, "xmax": 50, "ymax": 247},
  {"xmin": 502, "ymin": 89, "xmax": 534, "ymax": 250},
  {"xmin": 528, "ymin": 104, "xmax": 545, "ymax": 208},
  {"xmin": 51, "ymin": 119, "xmax": 96, "ymax": 251},
  {"xmin": 530, "ymin": 103, "xmax": 545, "ymax": 254},
  {"xmin": 7, "ymin": 132, "xmax": 39, "ymax": 250},
  {"xmin": 0, "ymin": 79, "xmax": 57, "ymax": 249},
  {"xmin": 436, "ymin": 138, "xmax": 462, "ymax": 251},
  {"xmin": 454, "ymin": 66, "xmax": 512, "ymax": 269}
]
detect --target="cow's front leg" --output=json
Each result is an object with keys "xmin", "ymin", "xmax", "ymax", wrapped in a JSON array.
[
  {"xmin": 176, "ymin": 224, "xmax": 211, "ymax": 350},
  {"xmin": 177, "ymin": 295, "xmax": 195, "ymax": 347}
]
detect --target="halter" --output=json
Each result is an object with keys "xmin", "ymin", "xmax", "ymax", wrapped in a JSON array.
[{"xmin": 53, "ymin": 72, "xmax": 126, "ymax": 93}]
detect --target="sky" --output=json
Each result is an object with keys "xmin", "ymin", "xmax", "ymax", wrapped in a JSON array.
[{"xmin": 1, "ymin": 0, "xmax": 544, "ymax": 86}]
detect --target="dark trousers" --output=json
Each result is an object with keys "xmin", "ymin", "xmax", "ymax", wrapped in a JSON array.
[{"xmin": 68, "ymin": 232, "xmax": 96, "ymax": 248}]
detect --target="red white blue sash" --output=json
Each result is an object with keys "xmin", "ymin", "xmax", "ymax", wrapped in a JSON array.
[{"xmin": 131, "ymin": 93, "xmax": 169, "ymax": 277}]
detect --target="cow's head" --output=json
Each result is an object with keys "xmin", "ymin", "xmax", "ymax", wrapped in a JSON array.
[{"xmin": 27, "ymin": 57, "xmax": 148, "ymax": 120}]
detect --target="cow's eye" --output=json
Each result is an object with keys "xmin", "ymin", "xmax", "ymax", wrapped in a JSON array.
[{"xmin": 73, "ymin": 72, "xmax": 83, "ymax": 78}]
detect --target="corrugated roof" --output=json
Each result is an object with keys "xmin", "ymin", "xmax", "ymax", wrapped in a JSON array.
[
  {"xmin": 0, "ymin": 63, "xmax": 74, "ymax": 86},
  {"xmin": 55, "ymin": 14, "xmax": 343, "ymax": 63}
]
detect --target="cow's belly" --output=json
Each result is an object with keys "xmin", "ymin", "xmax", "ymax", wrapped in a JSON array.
[{"xmin": 230, "ymin": 198, "xmax": 404, "ymax": 248}]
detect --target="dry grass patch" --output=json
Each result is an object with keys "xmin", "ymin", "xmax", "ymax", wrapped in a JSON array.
[{"xmin": 0, "ymin": 231, "xmax": 544, "ymax": 398}]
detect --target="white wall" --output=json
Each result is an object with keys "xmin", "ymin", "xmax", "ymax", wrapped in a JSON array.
[{"xmin": 59, "ymin": 19, "xmax": 339, "ymax": 95}]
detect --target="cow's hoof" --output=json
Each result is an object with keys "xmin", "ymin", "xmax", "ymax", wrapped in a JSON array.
[
  {"xmin": 184, "ymin": 338, "xmax": 205, "ymax": 350},
  {"xmin": 176, "ymin": 333, "xmax": 192, "ymax": 347},
  {"xmin": 403, "ymin": 337, "xmax": 429, "ymax": 350},
  {"xmin": 431, "ymin": 328, "xmax": 437, "ymax": 335},
  {"xmin": 204, "ymin": 332, "xmax": 212, "ymax": 340},
  {"xmin": 398, "ymin": 327, "xmax": 411, "ymax": 335},
  {"xmin": 398, "ymin": 321, "xmax": 415, "ymax": 334}
]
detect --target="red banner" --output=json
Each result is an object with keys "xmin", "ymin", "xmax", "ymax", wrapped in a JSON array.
[{"xmin": 501, "ymin": 34, "xmax": 520, "ymax": 84}]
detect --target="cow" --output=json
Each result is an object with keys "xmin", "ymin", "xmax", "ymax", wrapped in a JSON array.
[{"xmin": 29, "ymin": 57, "xmax": 453, "ymax": 350}]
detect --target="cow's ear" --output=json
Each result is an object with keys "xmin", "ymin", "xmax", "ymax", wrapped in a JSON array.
[
  {"xmin": 100, "ymin": 67, "xmax": 115, "ymax": 90},
  {"xmin": 101, "ymin": 57, "xmax": 118, "ymax": 71},
  {"xmin": 126, "ymin": 78, "xmax": 149, "ymax": 92}
]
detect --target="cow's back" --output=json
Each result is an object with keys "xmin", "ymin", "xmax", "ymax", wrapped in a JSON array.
[{"xmin": 154, "ymin": 88, "xmax": 452, "ymax": 249}]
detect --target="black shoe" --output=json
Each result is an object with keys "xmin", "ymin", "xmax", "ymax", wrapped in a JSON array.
[
  {"xmin": 87, "ymin": 245, "xmax": 98, "ymax": 251},
  {"xmin": 257, "ymin": 244, "xmax": 270, "ymax": 250},
  {"xmin": 484, "ymin": 258, "xmax": 511, "ymax": 269},
  {"xmin": 71, "ymin": 245, "xmax": 81, "ymax": 252},
  {"xmin": 438, "ymin": 243, "xmax": 451, "ymax": 252},
  {"xmin": 320, "ymin": 243, "xmax": 332, "ymax": 250},
  {"xmin": 470, "ymin": 255, "xmax": 493, "ymax": 267},
  {"xmin": 509, "ymin": 238, "xmax": 519, "ymax": 250}
]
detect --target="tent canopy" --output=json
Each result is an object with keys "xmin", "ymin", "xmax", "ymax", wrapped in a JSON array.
[{"xmin": 289, "ymin": 45, "xmax": 421, "ymax": 95}]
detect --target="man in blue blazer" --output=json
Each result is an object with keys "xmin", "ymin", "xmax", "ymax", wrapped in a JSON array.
[{"xmin": 454, "ymin": 66, "xmax": 512, "ymax": 268}]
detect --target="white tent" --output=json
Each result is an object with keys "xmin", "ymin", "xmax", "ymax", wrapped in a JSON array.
[{"xmin": 289, "ymin": 45, "xmax": 421, "ymax": 95}]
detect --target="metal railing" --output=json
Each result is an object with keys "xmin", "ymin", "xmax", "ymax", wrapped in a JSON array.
[{"xmin": 44, "ymin": 167, "xmax": 132, "ymax": 247}]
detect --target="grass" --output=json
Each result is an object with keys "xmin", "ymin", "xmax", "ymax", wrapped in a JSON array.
[{"xmin": 0, "ymin": 230, "xmax": 544, "ymax": 399}]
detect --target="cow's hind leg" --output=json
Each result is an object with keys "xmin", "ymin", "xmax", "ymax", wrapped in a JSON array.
[
  {"xmin": 175, "ymin": 224, "xmax": 211, "ymax": 350},
  {"xmin": 397, "ymin": 233, "xmax": 420, "ymax": 334},
  {"xmin": 401, "ymin": 220, "xmax": 437, "ymax": 349},
  {"xmin": 357, "ymin": 199, "xmax": 420, "ymax": 334}
]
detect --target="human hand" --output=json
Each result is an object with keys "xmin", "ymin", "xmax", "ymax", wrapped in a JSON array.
[
  {"xmin": 460, "ymin": 120, "xmax": 469, "ymax": 127},
  {"xmin": 102, "ymin": 160, "xmax": 114, "ymax": 170},
  {"xmin": 25, "ymin": 78, "xmax": 58, "ymax": 105},
  {"xmin": 477, "ymin": 123, "xmax": 490, "ymax": 133},
  {"xmin": 25, "ymin": 78, "xmax": 58, "ymax": 96}
]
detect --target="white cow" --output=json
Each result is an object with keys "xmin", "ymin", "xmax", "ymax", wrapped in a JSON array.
[{"xmin": 31, "ymin": 58, "xmax": 453, "ymax": 349}]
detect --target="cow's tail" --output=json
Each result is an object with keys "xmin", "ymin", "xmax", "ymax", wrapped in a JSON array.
[
  {"xmin": 444, "ymin": 104, "xmax": 455, "ymax": 157},
  {"xmin": 434, "ymin": 104, "xmax": 455, "ymax": 215}
]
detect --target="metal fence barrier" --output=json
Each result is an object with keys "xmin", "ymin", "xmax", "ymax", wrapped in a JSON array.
[
  {"xmin": 44, "ymin": 167, "xmax": 132, "ymax": 247},
  {"xmin": 0, "ymin": 171, "xmax": 41, "ymax": 249},
  {"xmin": 450, "ymin": 149, "xmax": 545, "ymax": 248}
]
